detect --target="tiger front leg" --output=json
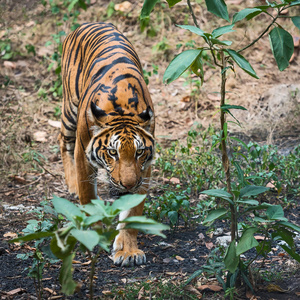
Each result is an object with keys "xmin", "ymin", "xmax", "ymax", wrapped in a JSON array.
[
  {"xmin": 113, "ymin": 199, "xmax": 146, "ymax": 267},
  {"xmin": 74, "ymin": 139, "xmax": 98, "ymax": 204}
]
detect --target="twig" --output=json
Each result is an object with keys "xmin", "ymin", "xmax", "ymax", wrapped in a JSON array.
[
  {"xmin": 187, "ymin": 0, "xmax": 200, "ymax": 28},
  {"xmin": 0, "ymin": 176, "xmax": 41, "ymax": 193}
]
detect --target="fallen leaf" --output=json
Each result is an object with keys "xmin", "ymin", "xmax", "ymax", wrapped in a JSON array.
[
  {"xmin": 102, "ymin": 290, "xmax": 113, "ymax": 295},
  {"xmin": 33, "ymin": 131, "xmax": 47, "ymax": 142},
  {"xmin": 115, "ymin": 1, "xmax": 132, "ymax": 12},
  {"xmin": 138, "ymin": 286, "xmax": 144, "ymax": 299},
  {"xmin": 25, "ymin": 20, "xmax": 35, "ymax": 27},
  {"xmin": 181, "ymin": 95, "xmax": 191, "ymax": 102},
  {"xmin": 6, "ymin": 288, "xmax": 26, "ymax": 296},
  {"xmin": 72, "ymin": 260, "xmax": 81, "ymax": 264},
  {"xmin": 198, "ymin": 233, "xmax": 205, "ymax": 240},
  {"xmin": 184, "ymin": 285, "xmax": 202, "ymax": 298},
  {"xmin": 81, "ymin": 260, "xmax": 91, "ymax": 265},
  {"xmin": 165, "ymin": 272, "xmax": 176, "ymax": 276},
  {"xmin": 266, "ymin": 182, "xmax": 275, "ymax": 189},
  {"xmin": 267, "ymin": 284, "xmax": 287, "ymax": 293},
  {"xmin": 3, "ymin": 232, "xmax": 18, "ymax": 238},
  {"xmin": 190, "ymin": 248, "xmax": 196, "ymax": 252},
  {"xmin": 163, "ymin": 258, "xmax": 172, "ymax": 263},
  {"xmin": 197, "ymin": 284, "xmax": 223, "ymax": 292},
  {"xmin": 205, "ymin": 242, "xmax": 214, "ymax": 249},
  {"xmin": 121, "ymin": 278, "xmax": 127, "ymax": 284},
  {"xmin": 170, "ymin": 177, "xmax": 180, "ymax": 184},
  {"xmin": 4, "ymin": 61, "xmax": 17, "ymax": 69},
  {"xmin": 207, "ymin": 93, "xmax": 221, "ymax": 101},
  {"xmin": 175, "ymin": 255, "xmax": 185, "ymax": 261},
  {"xmin": 11, "ymin": 175, "xmax": 29, "ymax": 184},
  {"xmin": 43, "ymin": 287, "xmax": 57, "ymax": 295},
  {"xmin": 48, "ymin": 119, "xmax": 61, "ymax": 128}
]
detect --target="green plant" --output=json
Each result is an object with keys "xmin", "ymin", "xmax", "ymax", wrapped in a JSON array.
[
  {"xmin": 141, "ymin": 0, "xmax": 300, "ymax": 294},
  {"xmin": 16, "ymin": 201, "xmax": 61, "ymax": 300},
  {"xmin": 11, "ymin": 194, "xmax": 169, "ymax": 299},
  {"xmin": 0, "ymin": 38, "xmax": 20, "ymax": 60}
]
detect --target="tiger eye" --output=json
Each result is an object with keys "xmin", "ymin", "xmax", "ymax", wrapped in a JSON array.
[
  {"xmin": 136, "ymin": 149, "xmax": 144, "ymax": 156},
  {"xmin": 108, "ymin": 149, "xmax": 117, "ymax": 156}
]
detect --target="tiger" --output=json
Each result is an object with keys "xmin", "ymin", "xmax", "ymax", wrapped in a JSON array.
[{"xmin": 59, "ymin": 22, "xmax": 155, "ymax": 267}]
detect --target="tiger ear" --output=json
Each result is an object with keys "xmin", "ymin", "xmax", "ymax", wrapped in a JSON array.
[
  {"xmin": 138, "ymin": 106, "xmax": 154, "ymax": 131},
  {"xmin": 90, "ymin": 101, "xmax": 107, "ymax": 124}
]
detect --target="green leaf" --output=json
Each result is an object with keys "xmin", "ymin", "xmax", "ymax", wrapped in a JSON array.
[
  {"xmin": 70, "ymin": 229, "xmax": 100, "ymax": 251},
  {"xmin": 210, "ymin": 39, "xmax": 232, "ymax": 46},
  {"xmin": 50, "ymin": 235, "xmax": 77, "ymax": 259},
  {"xmin": 232, "ymin": 8, "xmax": 262, "ymax": 23},
  {"xmin": 280, "ymin": 244, "xmax": 300, "ymax": 262},
  {"xmin": 205, "ymin": 0, "xmax": 229, "ymax": 22},
  {"xmin": 289, "ymin": 0, "xmax": 300, "ymax": 7},
  {"xmin": 176, "ymin": 25, "xmax": 207, "ymax": 40},
  {"xmin": 10, "ymin": 231, "xmax": 54, "ymax": 243},
  {"xmin": 81, "ymin": 200, "xmax": 107, "ymax": 216},
  {"xmin": 269, "ymin": 27, "xmax": 294, "ymax": 71},
  {"xmin": 272, "ymin": 227, "xmax": 295, "ymax": 247},
  {"xmin": 236, "ymin": 199, "xmax": 259, "ymax": 205},
  {"xmin": 111, "ymin": 194, "xmax": 146, "ymax": 214},
  {"xmin": 266, "ymin": 205, "xmax": 288, "ymax": 221},
  {"xmin": 226, "ymin": 49, "xmax": 259, "ymax": 79},
  {"xmin": 212, "ymin": 25, "xmax": 235, "ymax": 38},
  {"xmin": 168, "ymin": 211, "xmax": 178, "ymax": 225},
  {"xmin": 185, "ymin": 269, "xmax": 203, "ymax": 285},
  {"xmin": 277, "ymin": 221, "xmax": 300, "ymax": 232},
  {"xmin": 240, "ymin": 185, "xmax": 269, "ymax": 198},
  {"xmin": 203, "ymin": 208, "xmax": 228, "ymax": 225},
  {"xmin": 163, "ymin": 49, "xmax": 202, "ymax": 84},
  {"xmin": 236, "ymin": 227, "xmax": 259, "ymax": 255},
  {"xmin": 166, "ymin": 0, "xmax": 182, "ymax": 8},
  {"xmin": 292, "ymin": 16, "xmax": 300, "ymax": 30},
  {"xmin": 123, "ymin": 220, "xmax": 169, "ymax": 238},
  {"xmin": 191, "ymin": 54, "xmax": 204, "ymax": 79},
  {"xmin": 140, "ymin": 0, "xmax": 160, "ymax": 19},
  {"xmin": 59, "ymin": 253, "xmax": 77, "ymax": 296},
  {"xmin": 224, "ymin": 241, "xmax": 239, "ymax": 273},
  {"xmin": 201, "ymin": 189, "xmax": 232, "ymax": 202},
  {"xmin": 221, "ymin": 104, "xmax": 247, "ymax": 111},
  {"xmin": 52, "ymin": 195, "xmax": 84, "ymax": 223}
]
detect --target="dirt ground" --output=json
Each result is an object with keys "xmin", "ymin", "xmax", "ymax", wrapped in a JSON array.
[{"xmin": 0, "ymin": 0, "xmax": 300, "ymax": 299}]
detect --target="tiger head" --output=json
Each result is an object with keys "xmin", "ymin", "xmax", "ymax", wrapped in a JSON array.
[{"xmin": 86, "ymin": 102, "xmax": 155, "ymax": 194}]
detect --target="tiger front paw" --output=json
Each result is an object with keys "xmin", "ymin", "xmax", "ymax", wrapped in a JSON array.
[{"xmin": 113, "ymin": 249, "xmax": 146, "ymax": 267}]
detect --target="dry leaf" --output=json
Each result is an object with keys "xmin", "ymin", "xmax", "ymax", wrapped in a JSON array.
[
  {"xmin": 3, "ymin": 232, "xmax": 18, "ymax": 238},
  {"xmin": 33, "ymin": 131, "xmax": 47, "ymax": 142},
  {"xmin": 102, "ymin": 290, "xmax": 113, "ymax": 295},
  {"xmin": 267, "ymin": 284, "xmax": 287, "ymax": 293},
  {"xmin": 163, "ymin": 258, "xmax": 172, "ymax": 263},
  {"xmin": 198, "ymin": 233, "xmax": 205, "ymax": 240},
  {"xmin": 190, "ymin": 248, "xmax": 196, "ymax": 252},
  {"xmin": 121, "ymin": 278, "xmax": 127, "ymax": 284},
  {"xmin": 138, "ymin": 286, "xmax": 144, "ymax": 300},
  {"xmin": 184, "ymin": 285, "xmax": 202, "ymax": 298},
  {"xmin": 170, "ymin": 177, "xmax": 180, "ymax": 184},
  {"xmin": 207, "ymin": 93, "xmax": 221, "ymax": 101},
  {"xmin": 81, "ymin": 260, "xmax": 91, "ymax": 265},
  {"xmin": 115, "ymin": 1, "xmax": 132, "ymax": 12},
  {"xmin": 43, "ymin": 287, "xmax": 57, "ymax": 295},
  {"xmin": 181, "ymin": 95, "xmax": 191, "ymax": 102},
  {"xmin": 72, "ymin": 260, "xmax": 81, "ymax": 264},
  {"xmin": 165, "ymin": 272, "xmax": 176, "ymax": 276},
  {"xmin": 197, "ymin": 284, "xmax": 223, "ymax": 292},
  {"xmin": 48, "ymin": 119, "xmax": 61, "ymax": 128},
  {"xmin": 4, "ymin": 61, "xmax": 17, "ymax": 69},
  {"xmin": 6, "ymin": 288, "xmax": 25, "ymax": 296},
  {"xmin": 25, "ymin": 21, "xmax": 35, "ymax": 27},
  {"xmin": 205, "ymin": 242, "xmax": 214, "ymax": 249},
  {"xmin": 175, "ymin": 255, "xmax": 185, "ymax": 261},
  {"xmin": 266, "ymin": 182, "xmax": 275, "ymax": 189}
]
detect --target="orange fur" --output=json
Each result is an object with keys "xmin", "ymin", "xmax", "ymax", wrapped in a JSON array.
[{"xmin": 60, "ymin": 22, "xmax": 155, "ymax": 266}]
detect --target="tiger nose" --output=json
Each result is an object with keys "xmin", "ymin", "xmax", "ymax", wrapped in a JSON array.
[{"xmin": 121, "ymin": 181, "xmax": 135, "ymax": 190}]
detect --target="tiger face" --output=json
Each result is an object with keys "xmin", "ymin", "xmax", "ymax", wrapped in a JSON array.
[{"xmin": 86, "ymin": 103, "xmax": 155, "ymax": 194}]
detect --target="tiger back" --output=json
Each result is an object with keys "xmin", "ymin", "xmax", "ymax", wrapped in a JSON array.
[{"xmin": 59, "ymin": 22, "xmax": 155, "ymax": 267}]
